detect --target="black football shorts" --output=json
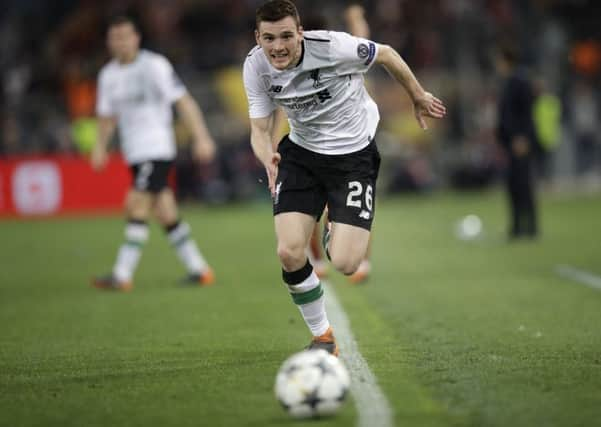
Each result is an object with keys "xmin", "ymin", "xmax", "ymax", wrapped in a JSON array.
[
  {"xmin": 129, "ymin": 160, "xmax": 173, "ymax": 193},
  {"xmin": 273, "ymin": 136, "xmax": 380, "ymax": 230}
]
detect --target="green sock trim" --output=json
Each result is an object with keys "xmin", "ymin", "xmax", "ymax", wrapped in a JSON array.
[
  {"xmin": 172, "ymin": 236, "xmax": 189, "ymax": 248},
  {"xmin": 290, "ymin": 283, "xmax": 323, "ymax": 305},
  {"xmin": 125, "ymin": 240, "xmax": 143, "ymax": 248}
]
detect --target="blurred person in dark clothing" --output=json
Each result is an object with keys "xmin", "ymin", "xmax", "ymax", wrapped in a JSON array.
[{"xmin": 496, "ymin": 46, "xmax": 539, "ymax": 239}]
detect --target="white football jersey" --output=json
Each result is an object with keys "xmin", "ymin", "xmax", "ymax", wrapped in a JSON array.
[
  {"xmin": 243, "ymin": 30, "xmax": 380, "ymax": 155},
  {"xmin": 96, "ymin": 49, "xmax": 186, "ymax": 164}
]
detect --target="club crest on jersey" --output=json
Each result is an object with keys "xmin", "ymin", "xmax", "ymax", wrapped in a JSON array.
[{"xmin": 309, "ymin": 69, "xmax": 322, "ymax": 88}]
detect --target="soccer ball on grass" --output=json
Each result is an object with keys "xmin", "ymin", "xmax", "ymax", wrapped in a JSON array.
[
  {"xmin": 275, "ymin": 349, "xmax": 350, "ymax": 419},
  {"xmin": 455, "ymin": 214, "xmax": 483, "ymax": 240}
]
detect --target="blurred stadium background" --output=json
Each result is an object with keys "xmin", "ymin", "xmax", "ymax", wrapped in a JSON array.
[{"xmin": 1, "ymin": 0, "xmax": 600, "ymax": 215}]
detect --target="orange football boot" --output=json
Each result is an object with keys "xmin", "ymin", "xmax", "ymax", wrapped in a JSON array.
[
  {"xmin": 307, "ymin": 327, "xmax": 339, "ymax": 357},
  {"xmin": 92, "ymin": 275, "xmax": 133, "ymax": 292}
]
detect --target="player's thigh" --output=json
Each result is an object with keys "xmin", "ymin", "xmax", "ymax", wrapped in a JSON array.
[
  {"xmin": 273, "ymin": 136, "xmax": 328, "ymax": 221},
  {"xmin": 274, "ymin": 212, "xmax": 317, "ymax": 255},
  {"xmin": 125, "ymin": 190, "xmax": 154, "ymax": 219},
  {"xmin": 325, "ymin": 142, "xmax": 380, "ymax": 231},
  {"xmin": 154, "ymin": 188, "xmax": 179, "ymax": 225},
  {"xmin": 329, "ymin": 222, "xmax": 370, "ymax": 267}
]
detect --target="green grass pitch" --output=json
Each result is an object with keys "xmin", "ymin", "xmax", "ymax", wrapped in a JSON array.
[{"xmin": 1, "ymin": 190, "xmax": 600, "ymax": 427}]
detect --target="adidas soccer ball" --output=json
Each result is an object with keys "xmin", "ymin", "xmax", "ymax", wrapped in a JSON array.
[{"xmin": 275, "ymin": 349, "xmax": 350, "ymax": 419}]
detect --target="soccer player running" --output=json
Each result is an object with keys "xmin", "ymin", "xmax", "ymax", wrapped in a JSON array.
[
  {"xmin": 91, "ymin": 16, "xmax": 217, "ymax": 291},
  {"xmin": 244, "ymin": 0, "xmax": 445, "ymax": 355},
  {"xmin": 273, "ymin": 5, "xmax": 375, "ymax": 283}
]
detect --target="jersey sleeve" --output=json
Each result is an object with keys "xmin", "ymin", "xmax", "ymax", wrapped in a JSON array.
[
  {"xmin": 151, "ymin": 56, "xmax": 187, "ymax": 104},
  {"xmin": 96, "ymin": 70, "xmax": 114, "ymax": 117},
  {"xmin": 243, "ymin": 55, "xmax": 276, "ymax": 119},
  {"xmin": 328, "ymin": 31, "xmax": 379, "ymax": 76}
]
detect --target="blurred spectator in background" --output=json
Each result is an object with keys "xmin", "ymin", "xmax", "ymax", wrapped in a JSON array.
[
  {"xmin": 532, "ymin": 77, "xmax": 561, "ymax": 181},
  {"xmin": 91, "ymin": 16, "xmax": 217, "ymax": 291},
  {"xmin": 496, "ymin": 45, "xmax": 539, "ymax": 240},
  {"xmin": 568, "ymin": 80, "xmax": 599, "ymax": 180},
  {"xmin": 0, "ymin": 0, "xmax": 600, "ymax": 204}
]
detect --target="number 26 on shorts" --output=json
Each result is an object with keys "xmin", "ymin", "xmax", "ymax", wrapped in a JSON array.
[{"xmin": 346, "ymin": 181, "xmax": 373, "ymax": 211}]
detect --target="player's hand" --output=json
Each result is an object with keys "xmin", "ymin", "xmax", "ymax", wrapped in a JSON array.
[
  {"xmin": 90, "ymin": 146, "xmax": 108, "ymax": 171},
  {"xmin": 193, "ymin": 138, "xmax": 216, "ymax": 163},
  {"xmin": 413, "ymin": 92, "xmax": 446, "ymax": 130},
  {"xmin": 264, "ymin": 152, "xmax": 281, "ymax": 197},
  {"xmin": 345, "ymin": 5, "xmax": 365, "ymax": 21}
]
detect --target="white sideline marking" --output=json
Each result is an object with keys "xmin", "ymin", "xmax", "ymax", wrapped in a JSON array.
[
  {"xmin": 323, "ymin": 281, "xmax": 394, "ymax": 427},
  {"xmin": 555, "ymin": 265, "xmax": 601, "ymax": 292}
]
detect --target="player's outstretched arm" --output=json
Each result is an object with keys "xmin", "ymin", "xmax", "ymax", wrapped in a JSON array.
[
  {"xmin": 375, "ymin": 45, "xmax": 446, "ymax": 129},
  {"xmin": 91, "ymin": 116, "xmax": 117, "ymax": 170},
  {"xmin": 250, "ymin": 114, "xmax": 281, "ymax": 196},
  {"xmin": 175, "ymin": 94, "xmax": 217, "ymax": 163}
]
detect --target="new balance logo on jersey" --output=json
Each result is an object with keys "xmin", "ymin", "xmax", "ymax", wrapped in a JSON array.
[
  {"xmin": 317, "ymin": 89, "xmax": 332, "ymax": 103},
  {"xmin": 269, "ymin": 85, "xmax": 283, "ymax": 93},
  {"xmin": 358, "ymin": 210, "xmax": 371, "ymax": 220}
]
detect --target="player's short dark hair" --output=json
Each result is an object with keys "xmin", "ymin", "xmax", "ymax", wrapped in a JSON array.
[
  {"xmin": 256, "ymin": 0, "xmax": 300, "ymax": 29},
  {"xmin": 107, "ymin": 15, "xmax": 140, "ymax": 33}
]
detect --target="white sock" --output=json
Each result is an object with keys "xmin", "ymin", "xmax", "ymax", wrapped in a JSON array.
[
  {"xmin": 167, "ymin": 221, "xmax": 208, "ymax": 274},
  {"xmin": 297, "ymin": 295, "xmax": 330, "ymax": 337},
  {"xmin": 113, "ymin": 221, "xmax": 149, "ymax": 282},
  {"xmin": 289, "ymin": 270, "xmax": 330, "ymax": 336}
]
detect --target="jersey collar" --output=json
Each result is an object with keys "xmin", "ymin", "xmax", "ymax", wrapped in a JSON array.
[{"xmin": 295, "ymin": 40, "xmax": 305, "ymax": 68}]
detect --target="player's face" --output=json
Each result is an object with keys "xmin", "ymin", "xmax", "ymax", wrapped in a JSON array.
[
  {"xmin": 107, "ymin": 23, "xmax": 140, "ymax": 63},
  {"xmin": 256, "ymin": 16, "xmax": 303, "ymax": 70}
]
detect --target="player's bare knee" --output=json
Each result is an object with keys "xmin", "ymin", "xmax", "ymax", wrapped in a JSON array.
[
  {"xmin": 330, "ymin": 253, "xmax": 361, "ymax": 276},
  {"xmin": 277, "ymin": 243, "xmax": 305, "ymax": 271},
  {"xmin": 154, "ymin": 190, "xmax": 178, "ymax": 225},
  {"xmin": 154, "ymin": 208, "xmax": 177, "ymax": 226},
  {"xmin": 127, "ymin": 203, "xmax": 150, "ymax": 220},
  {"xmin": 126, "ymin": 193, "xmax": 151, "ymax": 218}
]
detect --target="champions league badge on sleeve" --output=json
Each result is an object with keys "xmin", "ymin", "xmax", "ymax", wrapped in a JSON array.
[
  {"xmin": 357, "ymin": 43, "xmax": 369, "ymax": 59},
  {"xmin": 357, "ymin": 42, "xmax": 376, "ymax": 65}
]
